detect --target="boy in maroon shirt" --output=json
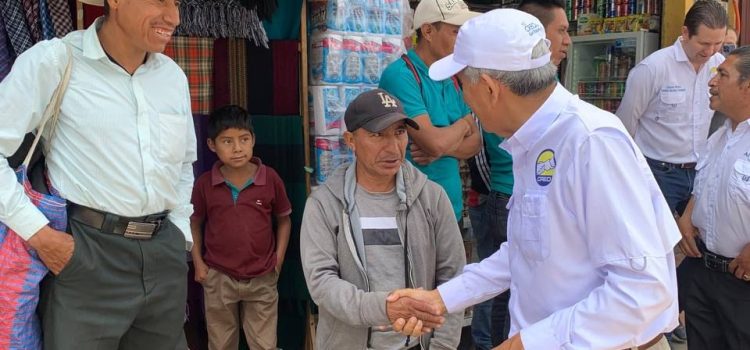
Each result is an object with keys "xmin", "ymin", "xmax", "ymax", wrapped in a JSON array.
[{"xmin": 190, "ymin": 105, "xmax": 292, "ymax": 350}]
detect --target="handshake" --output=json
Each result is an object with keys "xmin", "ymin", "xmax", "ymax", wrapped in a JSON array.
[
  {"xmin": 383, "ymin": 288, "xmax": 446, "ymax": 337},
  {"xmin": 382, "ymin": 288, "xmax": 525, "ymax": 350}
]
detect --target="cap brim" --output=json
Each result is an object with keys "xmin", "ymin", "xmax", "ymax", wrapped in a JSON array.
[
  {"xmin": 429, "ymin": 54, "xmax": 467, "ymax": 81},
  {"xmin": 79, "ymin": 0, "xmax": 104, "ymax": 5},
  {"xmin": 361, "ymin": 113, "xmax": 420, "ymax": 132},
  {"xmin": 442, "ymin": 11, "xmax": 481, "ymax": 26}
]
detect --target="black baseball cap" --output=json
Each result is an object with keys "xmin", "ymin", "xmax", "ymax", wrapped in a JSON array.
[{"xmin": 345, "ymin": 89, "xmax": 420, "ymax": 132}]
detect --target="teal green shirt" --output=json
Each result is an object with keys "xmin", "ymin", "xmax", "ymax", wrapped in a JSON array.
[
  {"xmin": 225, "ymin": 179, "xmax": 254, "ymax": 203},
  {"xmin": 379, "ymin": 49, "xmax": 471, "ymax": 220},
  {"xmin": 483, "ymin": 131, "xmax": 514, "ymax": 195}
]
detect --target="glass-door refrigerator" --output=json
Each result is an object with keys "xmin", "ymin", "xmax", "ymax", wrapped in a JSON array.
[{"xmin": 564, "ymin": 31, "xmax": 659, "ymax": 113}]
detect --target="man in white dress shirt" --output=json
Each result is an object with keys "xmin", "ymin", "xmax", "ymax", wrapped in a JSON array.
[
  {"xmin": 616, "ymin": 0, "xmax": 727, "ymax": 217},
  {"xmin": 388, "ymin": 9, "xmax": 681, "ymax": 350},
  {"xmin": 677, "ymin": 46, "xmax": 750, "ymax": 350},
  {"xmin": 0, "ymin": 0, "xmax": 195, "ymax": 348}
]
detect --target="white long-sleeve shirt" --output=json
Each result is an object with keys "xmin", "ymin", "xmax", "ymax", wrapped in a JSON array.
[
  {"xmin": 692, "ymin": 120, "xmax": 750, "ymax": 258},
  {"xmin": 616, "ymin": 38, "xmax": 724, "ymax": 164},
  {"xmin": 438, "ymin": 85, "xmax": 681, "ymax": 349},
  {"xmin": 0, "ymin": 18, "xmax": 197, "ymax": 249}
]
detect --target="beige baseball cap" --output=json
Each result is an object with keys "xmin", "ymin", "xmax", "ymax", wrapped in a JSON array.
[
  {"xmin": 79, "ymin": 0, "xmax": 104, "ymax": 6},
  {"xmin": 413, "ymin": 0, "xmax": 480, "ymax": 31}
]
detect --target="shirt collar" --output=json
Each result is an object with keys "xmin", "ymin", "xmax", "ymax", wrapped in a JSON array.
[
  {"xmin": 502, "ymin": 83, "xmax": 572, "ymax": 154},
  {"xmin": 673, "ymin": 38, "xmax": 689, "ymax": 63},
  {"xmin": 407, "ymin": 48, "xmax": 429, "ymax": 75},
  {"xmin": 82, "ymin": 17, "xmax": 159, "ymax": 69},
  {"xmin": 210, "ymin": 157, "xmax": 267, "ymax": 187}
]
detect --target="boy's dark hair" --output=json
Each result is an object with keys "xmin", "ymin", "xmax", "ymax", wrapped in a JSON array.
[
  {"xmin": 518, "ymin": 0, "xmax": 566, "ymax": 28},
  {"xmin": 207, "ymin": 105, "xmax": 254, "ymax": 140},
  {"xmin": 683, "ymin": 0, "xmax": 728, "ymax": 37}
]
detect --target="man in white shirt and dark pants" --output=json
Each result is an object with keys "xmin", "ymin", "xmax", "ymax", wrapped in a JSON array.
[
  {"xmin": 616, "ymin": 0, "xmax": 727, "ymax": 217},
  {"xmin": 677, "ymin": 46, "xmax": 750, "ymax": 350},
  {"xmin": 388, "ymin": 9, "xmax": 681, "ymax": 350},
  {"xmin": 0, "ymin": 0, "xmax": 195, "ymax": 349}
]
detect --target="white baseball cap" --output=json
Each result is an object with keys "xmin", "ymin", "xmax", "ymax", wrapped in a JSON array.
[
  {"xmin": 413, "ymin": 0, "xmax": 480, "ymax": 31},
  {"xmin": 429, "ymin": 9, "xmax": 552, "ymax": 81}
]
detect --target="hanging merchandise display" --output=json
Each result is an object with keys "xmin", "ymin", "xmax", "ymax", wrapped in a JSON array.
[
  {"xmin": 308, "ymin": 0, "xmax": 410, "ymax": 185},
  {"xmin": 175, "ymin": 0, "xmax": 269, "ymax": 47}
]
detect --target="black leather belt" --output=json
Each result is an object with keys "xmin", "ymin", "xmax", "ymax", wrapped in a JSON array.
[
  {"xmin": 697, "ymin": 240, "xmax": 733, "ymax": 273},
  {"xmin": 68, "ymin": 203, "xmax": 169, "ymax": 240},
  {"xmin": 646, "ymin": 157, "xmax": 697, "ymax": 169}
]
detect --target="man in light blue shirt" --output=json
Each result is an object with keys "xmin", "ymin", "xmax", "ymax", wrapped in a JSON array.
[
  {"xmin": 379, "ymin": 0, "xmax": 480, "ymax": 221},
  {"xmin": 0, "ymin": 0, "xmax": 195, "ymax": 348}
]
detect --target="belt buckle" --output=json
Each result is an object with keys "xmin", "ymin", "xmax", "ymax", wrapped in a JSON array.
[
  {"xmin": 703, "ymin": 252, "xmax": 727, "ymax": 272},
  {"xmin": 123, "ymin": 221, "xmax": 159, "ymax": 240}
]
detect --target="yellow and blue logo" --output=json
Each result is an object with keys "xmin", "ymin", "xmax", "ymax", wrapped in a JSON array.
[{"xmin": 535, "ymin": 149, "xmax": 556, "ymax": 186}]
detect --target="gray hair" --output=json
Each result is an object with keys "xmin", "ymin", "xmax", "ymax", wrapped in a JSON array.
[
  {"xmin": 729, "ymin": 46, "xmax": 750, "ymax": 84},
  {"xmin": 462, "ymin": 39, "xmax": 558, "ymax": 96}
]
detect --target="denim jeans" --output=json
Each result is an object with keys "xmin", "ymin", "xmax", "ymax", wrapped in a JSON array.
[
  {"xmin": 646, "ymin": 158, "xmax": 696, "ymax": 216},
  {"xmin": 469, "ymin": 191, "xmax": 511, "ymax": 349}
]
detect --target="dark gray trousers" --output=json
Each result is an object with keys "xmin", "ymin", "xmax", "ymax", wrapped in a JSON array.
[{"xmin": 39, "ymin": 215, "xmax": 188, "ymax": 350}]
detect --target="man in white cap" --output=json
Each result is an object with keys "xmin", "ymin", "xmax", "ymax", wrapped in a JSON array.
[
  {"xmin": 0, "ymin": 0, "xmax": 194, "ymax": 349},
  {"xmin": 388, "ymin": 9, "xmax": 680, "ymax": 350},
  {"xmin": 379, "ymin": 0, "xmax": 481, "ymax": 223}
]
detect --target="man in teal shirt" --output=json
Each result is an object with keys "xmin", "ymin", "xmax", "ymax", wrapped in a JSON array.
[{"xmin": 379, "ymin": 0, "xmax": 480, "ymax": 220}]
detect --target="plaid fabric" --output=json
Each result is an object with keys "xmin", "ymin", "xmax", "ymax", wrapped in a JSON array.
[
  {"xmin": 163, "ymin": 37, "xmax": 214, "ymax": 114},
  {"xmin": 21, "ymin": 0, "xmax": 41, "ymax": 43},
  {"xmin": 0, "ymin": 167, "xmax": 67, "ymax": 350},
  {"xmin": 47, "ymin": 0, "xmax": 73, "ymax": 37},
  {"xmin": 2, "ymin": 0, "xmax": 34, "ymax": 55},
  {"xmin": 37, "ymin": 0, "xmax": 56, "ymax": 39},
  {"xmin": 0, "ymin": 13, "xmax": 13, "ymax": 81},
  {"xmin": 227, "ymin": 38, "xmax": 248, "ymax": 109}
]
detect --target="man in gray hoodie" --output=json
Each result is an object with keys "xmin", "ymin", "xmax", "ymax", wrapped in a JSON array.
[{"xmin": 301, "ymin": 89, "xmax": 466, "ymax": 349}]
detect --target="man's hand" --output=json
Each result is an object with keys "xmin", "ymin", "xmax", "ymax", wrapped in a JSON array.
[
  {"xmin": 27, "ymin": 226, "xmax": 74, "ymax": 275},
  {"xmin": 385, "ymin": 288, "xmax": 447, "ymax": 336},
  {"xmin": 386, "ymin": 291, "xmax": 445, "ymax": 329},
  {"xmin": 194, "ymin": 259, "xmax": 209, "ymax": 284},
  {"xmin": 410, "ymin": 143, "xmax": 439, "ymax": 166},
  {"xmin": 676, "ymin": 214, "xmax": 701, "ymax": 258},
  {"xmin": 729, "ymin": 242, "xmax": 750, "ymax": 281},
  {"xmin": 494, "ymin": 333, "xmax": 525, "ymax": 350}
]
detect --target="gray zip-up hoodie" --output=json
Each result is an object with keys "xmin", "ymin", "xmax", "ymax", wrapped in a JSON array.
[{"xmin": 301, "ymin": 162, "xmax": 466, "ymax": 350}]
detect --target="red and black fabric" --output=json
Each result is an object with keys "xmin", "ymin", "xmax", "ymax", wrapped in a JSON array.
[
  {"xmin": 228, "ymin": 38, "xmax": 249, "ymax": 110},
  {"xmin": 163, "ymin": 37, "xmax": 215, "ymax": 114},
  {"xmin": 21, "ymin": 0, "xmax": 41, "ymax": 43},
  {"xmin": 47, "ymin": 0, "xmax": 73, "ymax": 37},
  {"xmin": 212, "ymin": 38, "xmax": 230, "ymax": 110},
  {"xmin": 81, "ymin": 4, "xmax": 103, "ymax": 28},
  {"xmin": 0, "ymin": 12, "xmax": 13, "ymax": 81},
  {"xmin": 271, "ymin": 40, "xmax": 299, "ymax": 115}
]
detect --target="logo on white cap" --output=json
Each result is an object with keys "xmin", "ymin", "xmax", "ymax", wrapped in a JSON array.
[{"xmin": 428, "ymin": 9, "xmax": 552, "ymax": 82}]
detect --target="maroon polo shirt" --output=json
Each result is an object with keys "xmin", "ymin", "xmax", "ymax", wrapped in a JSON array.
[{"xmin": 191, "ymin": 158, "xmax": 292, "ymax": 280}]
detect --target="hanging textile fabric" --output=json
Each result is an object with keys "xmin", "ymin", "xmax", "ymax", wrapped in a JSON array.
[
  {"xmin": 227, "ymin": 38, "xmax": 249, "ymax": 109},
  {"xmin": 175, "ymin": 0, "xmax": 268, "ymax": 48},
  {"xmin": 0, "ymin": 14, "xmax": 12, "ymax": 81},
  {"xmin": 238, "ymin": 0, "xmax": 277, "ymax": 21},
  {"xmin": 21, "ymin": 0, "xmax": 42, "ymax": 43},
  {"xmin": 37, "ymin": 0, "xmax": 56, "ymax": 40},
  {"xmin": 246, "ymin": 41, "xmax": 273, "ymax": 114},
  {"xmin": 212, "ymin": 38, "xmax": 230, "ymax": 109},
  {"xmin": 2, "ymin": 0, "xmax": 34, "ymax": 55},
  {"xmin": 47, "ymin": 0, "xmax": 73, "ymax": 38},
  {"xmin": 270, "ymin": 40, "xmax": 299, "ymax": 115},
  {"xmin": 163, "ymin": 37, "xmax": 215, "ymax": 115}
]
